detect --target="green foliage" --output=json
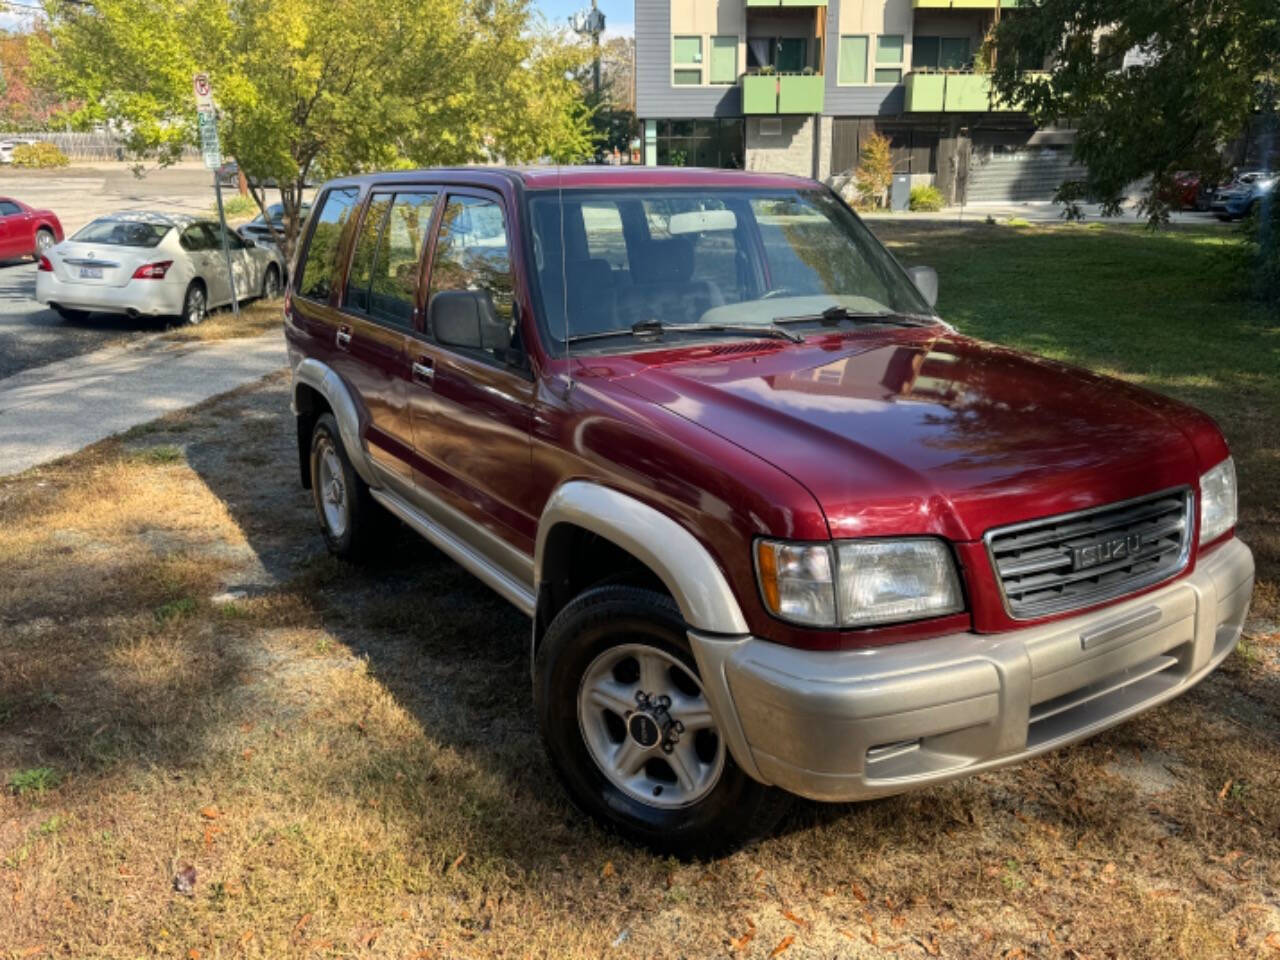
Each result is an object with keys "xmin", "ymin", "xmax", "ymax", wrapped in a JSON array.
[
  {"xmin": 854, "ymin": 132, "xmax": 893, "ymax": 208},
  {"xmin": 990, "ymin": 0, "xmax": 1279, "ymax": 226},
  {"xmin": 11, "ymin": 141, "xmax": 68, "ymax": 167},
  {"xmin": 1240, "ymin": 194, "xmax": 1280, "ymax": 303},
  {"xmin": 36, "ymin": 0, "xmax": 593, "ymax": 257},
  {"xmin": 9, "ymin": 767, "xmax": 59, "ymax": 795},
  {"xmin": 908, "ymin": 185, "xmax": 944, "ymax": 212},
  {"xmin": 212, "ymin": 194, "xmax": 257, "ymax": 219}
]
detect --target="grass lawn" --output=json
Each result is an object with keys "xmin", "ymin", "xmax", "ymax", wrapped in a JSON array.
[{"xmin": 0, "ymin": 224, "xmax": 1277, "ymax": 959}]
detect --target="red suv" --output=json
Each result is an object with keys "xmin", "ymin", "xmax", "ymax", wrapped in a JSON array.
[{"xmin": 284, "ymin": 168, "xmax": 1253, "ymax": 856}]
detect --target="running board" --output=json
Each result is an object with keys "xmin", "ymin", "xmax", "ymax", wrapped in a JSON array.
[{"xmin": 369, "ymin": 487, "xmax": 537, "ymax": 617}]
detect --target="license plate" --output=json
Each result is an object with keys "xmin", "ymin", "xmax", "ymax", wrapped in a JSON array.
[{"xmin": 79, "ymin": 266, "xmax": 103, "ymax": 279}]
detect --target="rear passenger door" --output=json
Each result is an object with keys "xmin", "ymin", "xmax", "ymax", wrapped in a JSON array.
[
  {"xmin": 333, "ymin": 189, "xmax": 437, "ymax": 483},
  {"xmin": 407, "ymin": 188, "xmax": 535, "ymax": 563},
  {"xmin": 195, "ymin": 222, "xmax": 233, "ymax": 307}
]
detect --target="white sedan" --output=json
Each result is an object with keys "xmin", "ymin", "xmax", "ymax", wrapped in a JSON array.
[{"xmin": 36, "ymin": 211, "xmax": 286, "ymax": 325}]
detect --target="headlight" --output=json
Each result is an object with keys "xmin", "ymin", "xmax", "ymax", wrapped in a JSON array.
[
  {"xmin": 1199, "ymin": 456, "xmax": 1237, "ymax": 545},
  {"xmin": 755, "ymin": 538, "xmax": 963, "ymax": 628}
]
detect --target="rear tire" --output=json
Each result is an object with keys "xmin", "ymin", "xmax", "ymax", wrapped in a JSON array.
[
  {"xmin": 309, "ymin": 412, "xmax": 379, "ymax": 560},
  {"xmin": 182, "ymin": 282, "xmax": 207, "ymax": 326},
  {"xmin": 535, "ymin": 585, "xmax": 789, "ymax": 858},
  {"xmin": 32, "ymin": 228, "xmax": 54, "ymax": 259}
]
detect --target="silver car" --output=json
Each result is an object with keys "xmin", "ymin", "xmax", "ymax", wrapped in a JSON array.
[{"xmin": 36, "ymin": 210, "xmax": 285, "ymax": 324}]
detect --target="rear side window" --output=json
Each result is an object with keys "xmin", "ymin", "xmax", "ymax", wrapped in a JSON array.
[
  {"xmin": 297, "ymin": 187, "xmax": 359, "ymax": 301},
  {"xmin": 345, "ymin": 191, "xmax": 437, "ymax": 326},
  {"xmin": 345, "ymin": 194, "xmax": 393, "ymax": 315},
  {"xmin": 179, "ymin": 226, "xmax": 210, "ymax": 252},
  {"xmin": 72, "ymin": 219, "xmax": 171, "ymax": 248}
]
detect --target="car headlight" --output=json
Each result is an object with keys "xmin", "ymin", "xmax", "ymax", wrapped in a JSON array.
[
  {"xmin": 1199, "ymin": 456, "xmax": 1237, "ymax": 545},
  {"xmin": 755, "ymin": 538, "xmax": 963, "ymax": 628}
]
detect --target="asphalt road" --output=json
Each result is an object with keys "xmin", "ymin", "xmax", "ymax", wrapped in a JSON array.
[{"xmin": 0, "ymin": 162, "xmax": 293, "ymax": 380}]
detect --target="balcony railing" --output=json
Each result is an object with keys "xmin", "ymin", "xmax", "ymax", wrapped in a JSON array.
[
  {"xmin": 903, "ymin": 71, "xmax": 1022, "ymax": 111},
  {"xmin": 912, "ymin": 0, "xmax": 1018, "ymax": 8},
  {"xmin": 742, "ymin": 73, "xmax": 825, "ymax": 113}
]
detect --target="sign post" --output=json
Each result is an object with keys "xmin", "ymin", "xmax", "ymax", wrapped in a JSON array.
[{"xmin": 194, "ymin": 73, "xmax": 239, "ymax": 318}]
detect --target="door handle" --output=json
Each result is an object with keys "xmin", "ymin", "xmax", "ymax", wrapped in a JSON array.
[
  {"xmin": 335, "ymin": 326, "xmax": 352, "ymax": 349},
  {"xmin": 411, "ymin": 356, "xmax": 434, "ymax": 383}
]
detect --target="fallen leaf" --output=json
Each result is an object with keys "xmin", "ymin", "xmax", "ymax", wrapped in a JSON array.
[
  {"xmin": 915, "ymin": 934, "xmax": 940, "ymax": 956},
  {"xmin": 601, "ymin": 861, "xmax": 615, "ymax": 878},
  {"xmin": 241, "ymin": 748, "xmax": 254, "ymax": 761},
  {"xmin": 291, "ymin": 913, "xmax": 312, "ymax": 942},
  {"xmin": 447, "ymin": 852, "xmax": 466, "ymax": 874},
  {"xmin": 199, "ymin": 806, "xmax": 220, "ymax": 820},
  {"xmin": 769, "ymin": 934, "xmax": 794, "ymax": 957},
  {"xmin": 237, "ymin": 930, "xmax": 254, "ymax": 949},
  {"xmin": 203, "ymin": 825, "xmax": 222, "ymax": 849},
  {"xmin": 782, "ymin": 909, "xmax": 807, "ymax": 928},
  {"xmin": 850, "ymin": 883, "xmax": 868, "ymax": 903},
  {"xmin": 1218, "ymin": 779, "xmax": 1233, "ymax": 800},
  {"xmin": 18, "ymin": 947, "xmax": 44, "ymax": 958},
  {"xmin": 188, "ymin": 950, "xmax": 200, "ymax": 960},
  {"xmin": 891, "ymin": 915, "xmax": 907, "ymax": 931},
  {"xmin": 173, "ymin": 864, "xmax": 197, "ymax": 897},
  {"xmin": 730, "ymin": 921, "xmax": 757, "ymax": 953},
  {"xmin": 1265, "ymin": 932, "xmax": 1280, "ymax": 952}
]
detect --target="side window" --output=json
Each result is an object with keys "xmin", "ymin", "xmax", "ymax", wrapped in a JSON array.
[
  {"xmin": 0, "ymin": 200, "xmax": 21, "ymax": 216},
  {"xmin": 345, "ymin": 193, "xmax": 393, "ymax": 315},
  {"xmin": 297, "ymin": 187, "xmax": 360, "ymax": 302},
  {"xmin": 369, "ymin": 192, "xmax": 436, "ymax": 326},
  {"xmin": 179, "ymin": 226, "xmax": 208, "ymax": 252},
  {"xmin": 426, "ymin": 195, "xmax": 516, "ymax": 363}
]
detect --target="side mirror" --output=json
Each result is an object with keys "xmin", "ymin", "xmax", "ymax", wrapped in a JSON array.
[
  {"xmin": 429, "ymin": 289, "xmax": 510, "ymax": 353},
  {"xmin": 906, "ymin": 265, "xmax": 938, "ymax": 308},
  {"xmin": 242, "ymin": 237, "xmax": 256, "ymax": 248}
]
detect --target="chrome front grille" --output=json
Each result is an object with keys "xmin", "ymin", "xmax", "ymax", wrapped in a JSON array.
[{"xmin": 986, "ymin": 488, "xmax": 1194, "ymax": 619}]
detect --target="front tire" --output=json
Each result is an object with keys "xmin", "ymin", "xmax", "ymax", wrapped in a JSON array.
[
  {"xmin": 535, "ymin": 585, "xmax": 788, "ymax": 858},
  {"xmin": 309, "ymin": 412, "xmax": 378, "ymax": 560},
  {"xmin": 260, "ymin": 264, "xmax": 281, "ymax": 300}
]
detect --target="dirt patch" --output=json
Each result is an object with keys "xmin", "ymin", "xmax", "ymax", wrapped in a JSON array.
[{"xmin": 1, "ymin": 379, "xmax": 1279, "ymax": 959}]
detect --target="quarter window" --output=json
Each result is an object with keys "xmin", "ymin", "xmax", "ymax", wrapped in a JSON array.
[
  {"xmin": 427, "ymin": 195, "xmax": 517, "ymax": 363},
  {"xmin": 297, "ymin": 187, "xmax": 360, "ymax": 302}
]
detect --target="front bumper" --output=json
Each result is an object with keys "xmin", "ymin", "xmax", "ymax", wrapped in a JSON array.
[
  {"xmin": 690, "ymin": 538, "xmax": 1253, "ymax": 802},
  {"xmin": 35, "ymin": 273, "xmax": 186, "ymax": 317}
]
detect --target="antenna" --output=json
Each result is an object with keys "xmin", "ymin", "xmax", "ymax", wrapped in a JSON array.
[{"xmin": 558, "ymin": 164, "xmax": 574, "ymax": 398}]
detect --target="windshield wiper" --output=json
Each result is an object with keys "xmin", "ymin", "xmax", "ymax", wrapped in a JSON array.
[
  {"xmin": 773, "ymin": 305, "xmax": 936, "ymax": 328},
  {"xmin": 567, "ymin": 319, "xmax": 803, "ymax": 345}
]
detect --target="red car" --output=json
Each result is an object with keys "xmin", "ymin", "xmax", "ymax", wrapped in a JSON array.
[
  {"xmin": 0, "ymin": 196, "xmax": 63, "ymax": 261},
  {"xmin": 283, "ymin": 167, "xmax": 1253, "ymax": 856}
]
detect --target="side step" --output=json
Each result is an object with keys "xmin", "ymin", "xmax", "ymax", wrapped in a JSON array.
[{"xmin": 369, "ymin": 486, "xmax": 537, "ymax": 617}]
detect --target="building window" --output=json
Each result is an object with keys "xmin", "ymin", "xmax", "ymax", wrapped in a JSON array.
[
  {"xmin": 654, "ymin": 119, "xmax": 744, "ymax": 169},
  {"xmin": 710, "ymin": 36, "xmax": 738, "ymax": 85},
  {"xmin": 837, "ymin": 35, "xmax": 868, "ymax": 84},
  {"xmin": 874, "ymin": 34, "xmax": 903, "ymax": 83},
  {"xmin": 912, "ymin": 35, "xmax": 972, "ymax": 70},
  {"xmin": 747, "ymin": 37, "xmax": 808, "ymax": 74},
  {"xmin": 673, "ymin": 36, "xmax": 703, "ymax": 85}
]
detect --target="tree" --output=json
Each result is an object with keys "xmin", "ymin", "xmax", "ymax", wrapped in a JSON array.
[
  {"xmin": 0, "ymin": 30, "xmax": 64, "ymax": 130},
  {"xmin": 990, "ymin": 0, "xmax": 1280, "ymax": 223},
  {"xmin": 854, "ymin": 132, "xmax": 893, "ymax": 208},
  {"xmin": 37, "ymin": 0, "xmax": 594, "ymax": 257}
]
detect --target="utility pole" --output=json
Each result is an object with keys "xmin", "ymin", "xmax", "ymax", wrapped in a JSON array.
[{"xmin": 570, "ymin": 0, "xmax": 606, "ymax": 99}]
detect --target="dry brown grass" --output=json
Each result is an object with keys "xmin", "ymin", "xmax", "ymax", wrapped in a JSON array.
[
  {"xmin": 1, "ymin": 374, "xmax": 1278, "ymax": 959},
  {"xmin": 158, "ymin": 297, "xmax": 284, "ymax": 344}
]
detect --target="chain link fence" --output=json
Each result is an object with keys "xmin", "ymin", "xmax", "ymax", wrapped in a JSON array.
[{"xmin": 3, "ymin": 131, "xmax": 199, "ymax": 161}]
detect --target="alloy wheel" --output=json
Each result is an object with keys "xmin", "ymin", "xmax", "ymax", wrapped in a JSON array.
[
  {"xmin": 577, "ymin": 642, "xmax": 725, "ymax": 809},
  {"xmin": 185, "ymin": 287, "xmax": 206, "ymax": 325},
  {"xmin": 315, "ymin": 437, "xmax": 349, "ymax": 538}
]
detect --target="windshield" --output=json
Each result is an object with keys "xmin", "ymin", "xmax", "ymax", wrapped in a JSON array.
[
  {"xmin": 72, "ymin": 219, "xmax": 171, "ymax": 248},
  {"xmin": 527, "ymin": 187, "xmax": 932, "ymax": 352}
]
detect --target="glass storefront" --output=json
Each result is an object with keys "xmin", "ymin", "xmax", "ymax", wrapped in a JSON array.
[{"xmin": 651, "ymin": 119, "xmax": 745, "ymax": 169}]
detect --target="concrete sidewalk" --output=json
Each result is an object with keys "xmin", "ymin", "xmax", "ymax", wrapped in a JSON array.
[{"xmin": 0, "ymin": 330, "xmax": 286, "ymax": 477}]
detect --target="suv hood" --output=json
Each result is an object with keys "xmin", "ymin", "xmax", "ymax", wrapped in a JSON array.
[{"xmin": 610, "ymin": 330, "xmax": 1222, "ymax": 542}]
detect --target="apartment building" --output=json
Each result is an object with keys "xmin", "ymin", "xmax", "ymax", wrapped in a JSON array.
[{"xmin": 634, "ymin": 0, "xmax": 1074, "ymax": 201}]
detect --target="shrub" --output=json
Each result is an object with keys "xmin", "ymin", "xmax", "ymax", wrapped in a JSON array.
[
  {"xmin": 11, "ymin": 142, "xmax": 70, "ymax": 168},
  {"xmin": 212, "ymin": 193, "xmax": 258, "ymax": 218},
  {"xmin": 853, "ymin": 132, "xmax": 893, "ymax": 208},
  {"xmin": 909, "ymin": 185, "xmax": 945, "ymax": 212}
]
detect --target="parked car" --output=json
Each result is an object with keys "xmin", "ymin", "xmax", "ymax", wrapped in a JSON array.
[
  {"xmin": 238, "ymin": 201, "xmax": 311, "ymax": 247},
  {"xmin": 0, "ymin": 196, "xmax": 63, "ymax": 261},
  {"xmin": 0, "ymin": 138, "xmax": 41, "ymax": 164},
  {"xmin": 284, "ymin": 168, "xmax": 1253, "ymax": 856},
  {"xmin": 1211, "ymin": 170, "xmax": 1276, "ymax": 220},
  {"xmin": 37, "ymin": 210, "xmax": 284, "ymax": 324},
  {"xmin": 1161, "ymin": 171, "xmax": 1212, "ymax": 211}
]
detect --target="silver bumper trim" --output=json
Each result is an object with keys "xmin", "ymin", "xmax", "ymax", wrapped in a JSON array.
[{"xmin": 689, "ymin": 538, "xmax": 1254, "ymax": 802}]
